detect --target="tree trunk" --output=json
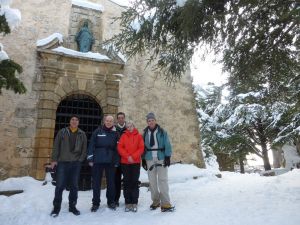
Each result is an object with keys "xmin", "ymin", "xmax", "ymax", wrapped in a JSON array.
[
  {"xmin": 257, "ymin": 121, "xmax": 271, "ymax": 170},
  {"xmin": 262, "ymin": 144, "xmax": 271, "ymax": 170},
  {"xmin": 272, "ymin": 146, "xmax": 284, "ymax": 168},
  {"xmin": 239, "ymin": 155, "xmax": 245, "ymax": 174},
  {"xmin": 295, "ymin": 137, "xmax": 300, "ymax": 155}
]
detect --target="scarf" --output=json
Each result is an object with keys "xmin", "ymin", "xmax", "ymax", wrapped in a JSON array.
[
  {"xmin": 149, "ymin": 124, "xmax": 158, "ymax": 147},
  {"xmin": 103, "ymin": 125, "xmax": 113, "ymax": 131}
]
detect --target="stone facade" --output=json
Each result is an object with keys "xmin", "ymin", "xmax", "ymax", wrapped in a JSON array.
[{"xmin": 0, "ymin": 0, "xmax": 204, "ymax": 180}]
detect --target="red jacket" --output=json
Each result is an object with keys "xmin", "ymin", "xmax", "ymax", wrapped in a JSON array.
[{"xmin": 118, "ymin": 128, "xmax": 144, "ymax": 164}]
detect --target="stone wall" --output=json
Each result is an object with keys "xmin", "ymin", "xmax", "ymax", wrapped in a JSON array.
[
  {"xmin": 0, "ymin": 0, "xmax": 204, "ymax": 180},
  {"xmin": 0, "ymin": 0, "xmax": 72, "ymax": 179}
]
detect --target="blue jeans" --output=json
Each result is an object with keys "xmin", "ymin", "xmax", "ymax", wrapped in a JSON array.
[
  {"xmin": 92, "ymin": 163, "xmax": 115, "ymax": 206},
  {"xmin": 53, "ymin": 161, "xmax": 81, "ymax": 207}
]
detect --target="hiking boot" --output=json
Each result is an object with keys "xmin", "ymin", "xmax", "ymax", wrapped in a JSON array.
[
  {"xmin": 132, "ymin": 204, "xmax": 138, "ymax": 212},
  {"xmin": 125, "ymin": 204, "xmax": 132, "ymax": 212},
  {"xmin": 50, "ymin": 206, "xmax": 60, "ymax": 217},
  {"xmin": 108, "ymin": 203, "xmax": 116, "ymax": 210},
  {"xmin": 161, "ymin": 204, "xmax": 175, "ymax": 212},
  {"xmin": 150, "ymin": 202, "xmax": 160, "ymax": 210},
  {"xmin": 115, "ymin": 201, "xmax": 120, "ymax": 207},
  {"xmin": 91, "ymin": 205, "xmax": 99, "ymax": 212},
  {"xmin": 69, "ymin": 206, "xmax": 80, "ymax": 215}
]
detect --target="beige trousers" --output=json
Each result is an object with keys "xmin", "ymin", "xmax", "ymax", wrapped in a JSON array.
[{"xmin": 147, "ymin": 159, "xmax": 171, "ymax": 206}]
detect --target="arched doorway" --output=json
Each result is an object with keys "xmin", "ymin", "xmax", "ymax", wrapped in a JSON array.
[{"xmin": 55, "ymin": 94, "xmax": 103, "ymax": 190}]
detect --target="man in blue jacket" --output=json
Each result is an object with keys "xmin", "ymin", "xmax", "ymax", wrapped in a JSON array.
[
  {"xmin": 87, "ymin": 115, "xmax": 119, "ymax": 212},
  {"xmin": 142, "ymin": 112, "xmax": 174, "ymax": 212}
]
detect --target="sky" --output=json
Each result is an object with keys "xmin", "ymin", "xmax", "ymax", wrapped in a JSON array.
[{"xmin": 191, "ymin": 51, "xmax": 226, "ymax": 86}]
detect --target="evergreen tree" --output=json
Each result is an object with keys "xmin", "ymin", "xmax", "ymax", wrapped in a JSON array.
[
  {"xmin": 196, "ymin": 84, "xmax": 248, "ymax": 172},
  {"xmin": 110, "ymin": 0, "xmax": 299, "ymax": 84},
  {"xmin": 0, "ymin": 2, "xmax": 26, "ymax": 94}
]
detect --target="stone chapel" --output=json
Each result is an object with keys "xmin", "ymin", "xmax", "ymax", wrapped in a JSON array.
[{"xmin": 0, "ymin": 0, "xmax": 204, "ymax": 183}]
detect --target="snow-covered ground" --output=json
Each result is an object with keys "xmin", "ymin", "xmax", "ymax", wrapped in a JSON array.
[{"xmin": 0, "ymin": 164, "xmax": 299, "ymax": 225}]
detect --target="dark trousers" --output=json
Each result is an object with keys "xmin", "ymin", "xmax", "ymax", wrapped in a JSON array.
[
  {"xmin": 92, "ymin": 163, "xmax": 115, "ymax": 206},
  {"xmin": 53, "ymin": 161, "xmax": 81, "ymax": 207},
  {"xmin": 114, "ymin": 166, "xmax": 122, "ymax": 203},
  {"xmin": 121, "ymin": 163, "xmax": 140, "ymax": 204}
]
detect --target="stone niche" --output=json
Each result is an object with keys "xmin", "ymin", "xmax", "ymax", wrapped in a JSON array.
[{"xmin": 31, "ymin": 37, "xmax": 124, "ymax": 179}]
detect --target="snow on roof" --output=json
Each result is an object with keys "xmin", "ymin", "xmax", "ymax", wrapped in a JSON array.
[
  {"xmin": 36, "ymin": 33, "xmax": 63, "ymax": 47},
  {"xmin": 52, "ymin": 46, "xmax": 110, "ymax": 61},
  {"xmin": 102, "ymin": 43, "xmax": 127, "ymax": 63},
  {"xmin": 72, "ymin": 0, "xmax": 104, "ymax": 11}
]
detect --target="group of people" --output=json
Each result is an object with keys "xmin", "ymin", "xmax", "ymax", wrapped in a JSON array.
[{"xmin": 50, "ymin": 112, "xmax": 174, "ymax": 217}]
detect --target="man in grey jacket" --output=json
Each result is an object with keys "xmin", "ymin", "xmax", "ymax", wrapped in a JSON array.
[{"xmin": 50, "ymin": 115, "xmax": 87, "ymax": 217}]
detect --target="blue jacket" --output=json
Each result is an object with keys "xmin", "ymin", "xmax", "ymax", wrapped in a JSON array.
[
  {"xmin": 142, "ymin": 125, "xmax": 172, "ymax": 160},
  {"xmin": 87, "ymin": 127, "xmax": 119, "ymax": 165}
]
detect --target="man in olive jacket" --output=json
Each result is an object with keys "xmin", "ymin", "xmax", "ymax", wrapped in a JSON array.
[{"xmin": 50, "ymin": 115, "xmax": 87, "ymax": 217}]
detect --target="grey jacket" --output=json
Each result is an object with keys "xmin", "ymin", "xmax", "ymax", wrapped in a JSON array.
[{"xmin": 52, "ymin": 127, "xmax": 87, "ymax": 162}]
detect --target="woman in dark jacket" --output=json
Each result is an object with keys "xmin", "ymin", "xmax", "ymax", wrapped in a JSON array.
[
  {"xmin": 118, "ymin": 121, "xmax": 144, "ymax": 212},
  {"xmin": 87, "ymin": 115, "xmax": 119, "ymax": 212}
]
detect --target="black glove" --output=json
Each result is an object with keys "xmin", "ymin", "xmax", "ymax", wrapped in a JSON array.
[
  {"xmin": 164, "ymin": 156, "xmax": 170, "ymax": 167},
  {"xmin": 142, "ymin": 159, "xmax": 147, "ymax": 171}
]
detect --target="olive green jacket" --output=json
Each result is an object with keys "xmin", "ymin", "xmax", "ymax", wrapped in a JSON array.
[{"xmin": 52, "ymin": 127, "xmax": 87, "ymax": 162}]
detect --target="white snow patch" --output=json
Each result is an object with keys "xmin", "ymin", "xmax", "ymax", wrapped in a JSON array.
[
  {"xmin": 102, "ymin": 43, "xmax": 127, "ymax": 62},
  {"xmin": 1, "ymin": 165, "xmax": 300, "ymax": 225},
  {"xmin": 0, "ymin": 1, "xmax": 21, "ymax": 30},
  {"xmin": 0, "ymin": 43, "xmax": 9, "ymax": 61},
  {"xmin": 130, "ymin": 18, "xmax": 141, "ymax": 32},
  {"xmin": 176, "ymin": 0, "xmax": 187, "ymax": 7},
  {"xmin": 36, "ymin": 33, "xmax": 64, "ymax": 47},
  {"xmin": 0, "ymin": 0, "xmax": 12, "ymax": 7},
  {"xmin": 52, "ymin": 46, "xmax": 110, "ymax": 61},
  {"xmin": 282, "ymin": 144, "xmax": 300, "ymax": 169},
  {"xmin": 72, "ymin": 0, "xmax": 104, "ymax": 11}
]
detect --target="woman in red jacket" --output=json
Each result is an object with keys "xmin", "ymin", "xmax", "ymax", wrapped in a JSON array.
[{"xmin": 118, "ymin": 121, "xmax": 144, "ymax": 212}]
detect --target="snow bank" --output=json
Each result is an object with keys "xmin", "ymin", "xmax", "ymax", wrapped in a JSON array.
[
  {"xmin": 72, "ymin": 0, "xmax": 104, "ymax": 11},
  {"xmin": 52, "ymin": 46, "xmax": 110, "ymax": 61},
  {"xmin": 36, "ymin": 33, "xmax": 63, "ymax": 47},
  {"xmin": 140, "ymin": 164, "xmax": 218, "ymax": 183},
  {"xmin": 1, "ymin": 166, "xmax": 299, "ymax": 225}
]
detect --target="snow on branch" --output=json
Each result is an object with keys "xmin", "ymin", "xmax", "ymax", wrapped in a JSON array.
[
  {"xmin": 0, "ymin": 0, "xmax": 21, "ymax": 30},
  {"xmin": 0, "ymin": 43, "xmax": 9, "ymax": 61},
  {"xmin": 0, "ymin": 0, "xmax": 12, "ymax": 6},
  {"xmin": 176, "ymin": 0, "xmax": 187, "ymax": 7}
]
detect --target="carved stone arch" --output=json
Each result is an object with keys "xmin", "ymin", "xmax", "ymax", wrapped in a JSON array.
[{"xmin": 32, "ymin": 46, "xmax": 124, "ymax": 179}]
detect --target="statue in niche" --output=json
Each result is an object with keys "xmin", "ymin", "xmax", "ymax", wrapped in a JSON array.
[{"xmin": 75, "ymin": 21, "xmax": 94, "ymax": 52}]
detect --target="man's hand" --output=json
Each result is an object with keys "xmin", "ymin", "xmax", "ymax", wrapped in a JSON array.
[
  {"xmin": 51, "ymin": 161, "xmax": 57, "ymax": 169},
  {"xmin": 89, "ymin": 162, "xmax": 94, "ymax": 167},
  {"xmin": 128, "ymin": 156, "xmax": 134, "ymax": 163},
  {"xmin": 164, "ymin": 156, "xmax": 170, "ymax": 167},
  {"xmin": 142, "ymin": 159, "xmax": 147, "ymax": 171}
]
